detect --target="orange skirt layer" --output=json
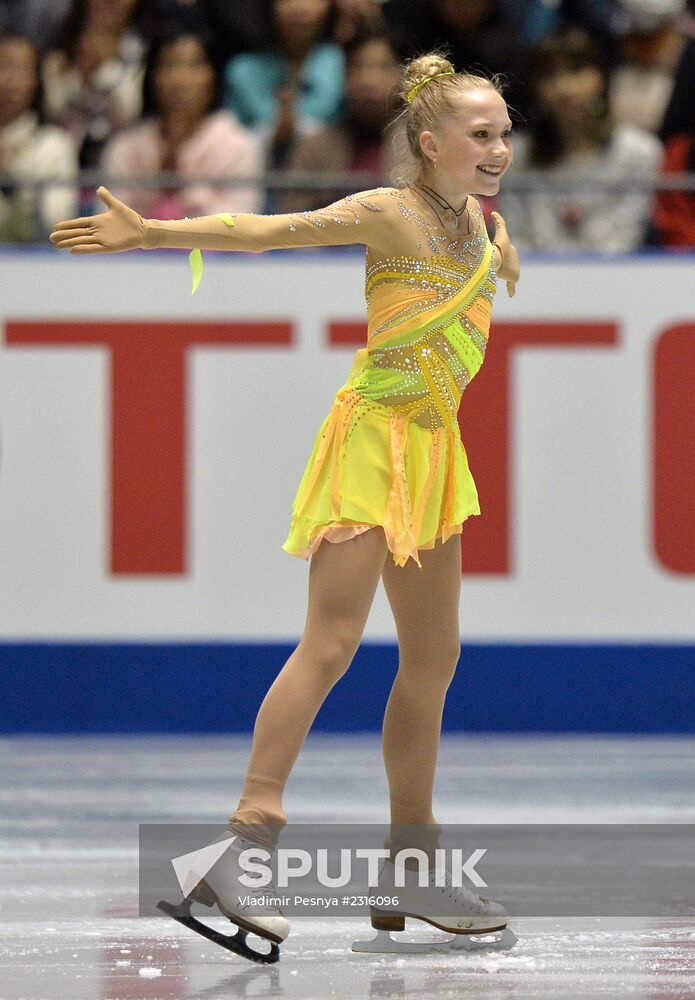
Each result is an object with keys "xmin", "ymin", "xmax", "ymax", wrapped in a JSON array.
[{"xmin": 281, "ymin": 388, "xmax": 480, "ymax": 569}]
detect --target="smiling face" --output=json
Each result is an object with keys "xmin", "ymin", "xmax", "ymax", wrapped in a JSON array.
[{"xmin": 418, "ymin": 86, "xmax": 513, "ymax": 196}]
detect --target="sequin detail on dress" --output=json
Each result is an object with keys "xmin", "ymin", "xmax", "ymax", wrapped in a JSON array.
[
  {"xmin": 282, "ymin": 189, "xmax": 498, "ymax": 568},
  {"xmin": 291, "ymin": 190, "xmax": 386, "ymax": 229},
  {"xmin": 350, "ymin": 242, "xmax": 496, "ymax": 431}
]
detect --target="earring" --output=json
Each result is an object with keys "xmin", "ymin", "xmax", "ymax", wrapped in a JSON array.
[{"xmin": 433, "ymin": 158, "xmax": 437, "ymax": 169}]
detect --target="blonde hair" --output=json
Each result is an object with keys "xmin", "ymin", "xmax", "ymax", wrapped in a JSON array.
[{"xmin": 390, "ymin": 52, "xmax": 506, "ymax": 187}]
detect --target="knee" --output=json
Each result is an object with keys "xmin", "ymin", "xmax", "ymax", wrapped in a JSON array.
[
  {"xmin": 299, "ymin": 628, "xmax": 361, "ymax": 684},
  {"xmin": 397, "ymin": 642, "xmax": 461, "ymax": 690}
]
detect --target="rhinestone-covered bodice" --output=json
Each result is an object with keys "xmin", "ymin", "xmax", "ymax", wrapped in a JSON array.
[
  {"xmin": 338, "ymin": 231, "xmax": 497, "ymax": 431},
  {"xmin": 181, "ymin": 185, "xmax": 497, "ymax": 433}
]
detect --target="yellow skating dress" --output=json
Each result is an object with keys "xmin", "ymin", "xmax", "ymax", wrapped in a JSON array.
[
  {"xmin": 180, "ymin": 185, "xmax": 498, "ymax": 570},
  {"xmin": 278, "ymin": 188, "xmax": 497, "ymax": 569}
]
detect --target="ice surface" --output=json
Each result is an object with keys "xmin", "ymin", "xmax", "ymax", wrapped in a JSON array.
[{"xmin": 1, "ymin": 733, "xmax": 694, "ymax": 999}]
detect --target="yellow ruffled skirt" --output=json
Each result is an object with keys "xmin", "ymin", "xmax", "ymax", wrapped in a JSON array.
[{"xmin": 281, "ymin": 385, "xmax": 480, "ymax": 569}]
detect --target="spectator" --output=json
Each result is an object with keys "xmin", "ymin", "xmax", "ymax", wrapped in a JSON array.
[
  {"xmin": 280, "ymin": 28, "xmax": 407, "ymax": 212},
  {"xmin": 498, "ymin": 27, "xmax": 662, "ymax": 252},
  {"xmin": 150, "ymin": 0, "xmax": 213, "ymax": 36},
  {"xmin": 0, "ymin": 0, "xmax": 71, "ymax": 52},
  {"xmin": 205, "ymin": 0, "xmax": 268, "ymax": 58},
  {"xmin": 497, "ymin": 0, "xmax": 563, "ymax": 48},
  {"xmin": 223, "ymin": 0, "xmax": 345, "ymax": 172},
  {"xmin": 101, "ymin": 30, "xmax": 263, "ymax": 219},
  {"xmin": 41, "ymin": 0, "xmax": 155, "ymax": 170},
  {"xmin": 426, "ymin": 0, "xmax": 518, "ymax": 77},
  {"xmin": 651, "ymin": 0, "xmax": 695, "ymax": 245},
  {"xmin": 333, "ymin": 0, "xmax": 386, "ymax": 47},
  {"xmin": 0, "ymin": 32, "xmax": 77, "ymax": 241},
  {"xmin": 609, "ymin": 0, "xmax": 686, "ymax": 133},
  {"xmin": 410, "ymin": 0, "xmax": 526, "ymax": 119},
  {"xmin": 377, "ymin": 0, "xmax": 444, "ymax": 55},
  {"xmin": 548, "ymin": 0, "xmax": 632, "ymax": 54},
  {"xmin": 651, "ymin": 129, "xmax": 695, "ymax": 245},
  {"xmin": 656, "ymin": 0, "xmax": 695, "ymax": 138}
]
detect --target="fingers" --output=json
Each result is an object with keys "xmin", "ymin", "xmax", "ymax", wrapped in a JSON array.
[
  {"xmin": 50, "ymin": 226, "xmax": 94, "ymax": 242},
  {"xmin": 506, "ymin": 280, "xmax": 516, "ymax": 298},
  {"xmin": 96, "ymin": 185, "xmax": 121, "ymax": 210},
  {"xmin": 51, "ymin": 216, "xmax": 102, "ymax": 233},
  {"xmin": 52, "ymin": 235, "xmax": 102, "ymax": 248},
  {"xmin": 491, "ymin": 210, "xmax": 506, "ymax": 229},
  {"xmin": 71, "ymin": 244, "xmax": 108, "ymax": 254}
]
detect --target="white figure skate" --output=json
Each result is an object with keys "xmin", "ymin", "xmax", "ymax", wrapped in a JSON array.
[
  {"xmin": 352, "ymin": 856, "xmax": 517, "ymax": 954},
  {"xmin": 157, "ymin": 827, "xmax": 288, "ymax": 964}
]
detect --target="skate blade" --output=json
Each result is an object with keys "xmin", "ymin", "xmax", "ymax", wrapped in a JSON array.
[
  {"xmin": 352, "ymin": 926, "xmax": 517, "ymax": 954},
  {"xmin": 157, "ymin": 898, "xmax": 280, "ymax": 965}
]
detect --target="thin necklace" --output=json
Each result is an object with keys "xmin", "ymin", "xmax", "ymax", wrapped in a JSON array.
[
  {"xmin": 416, "ymin": 182, "xmax": 468, "ymax": 216},
  {"xmin": 412, "ymin": 183, "xmax": 470, "ymax": 233}
]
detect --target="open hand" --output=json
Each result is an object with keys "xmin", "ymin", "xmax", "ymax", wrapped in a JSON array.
[
  {"xmin": 50, "ymin": 186, "xmax": 145, "ymax": 254},
  {"xmin": 491, "ymin": 210, "xmax": 520, "ymax": 298}
]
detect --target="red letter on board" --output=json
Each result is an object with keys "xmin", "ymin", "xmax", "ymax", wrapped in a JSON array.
[
  {"xmin": 653, "ymin": 323, "xmax": 695, "ymax": 574},
  {"xmin": 6, "ymin": 321, "xmax": 293, "ymax": 575},
  {"xmin": 329, "ymin": 320, "xmax": 618, "ymax": 575}
]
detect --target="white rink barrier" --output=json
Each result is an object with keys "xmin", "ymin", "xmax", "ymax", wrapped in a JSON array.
[{"xmin": 1, "ymin": 248, "xmax": 694, "ymax": 644}]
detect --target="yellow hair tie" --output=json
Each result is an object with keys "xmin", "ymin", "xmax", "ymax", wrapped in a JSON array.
[{"xmin": 406, "ymin": 69, "xmax": 455, "ymax": 103}]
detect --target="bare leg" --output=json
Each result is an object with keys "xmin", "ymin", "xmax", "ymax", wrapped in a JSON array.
[
  {"xmin": 380, "ymin": 534, "xmax": 463, "ymax": 866},
  {"xmin": 228, "ymin": 527, "xmax": 389, "ymax": 846}
]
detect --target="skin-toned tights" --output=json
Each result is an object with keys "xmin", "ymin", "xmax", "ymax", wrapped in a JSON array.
[{"xmin": 228, "ymin": 525, "xmax": 463, "ymax": 867}]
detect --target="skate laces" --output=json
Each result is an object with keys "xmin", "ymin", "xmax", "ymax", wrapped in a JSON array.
[
  {"xmin": 244, "ymin": 867, "xmax": 279, "ymax": 896},
  {"xmin": 238, "ymin": 839, "xmax": 279, "ymax": 897},
  {"xmin": 432, "ymin": 869, "xmax": 489, "ymax": 911}
]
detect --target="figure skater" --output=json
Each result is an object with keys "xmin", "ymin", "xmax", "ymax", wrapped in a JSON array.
[{"xmin": 50, "ymin": 51, "xmax": 520, "ymax": 962}]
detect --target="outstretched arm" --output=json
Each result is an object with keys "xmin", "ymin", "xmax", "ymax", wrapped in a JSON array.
[{"xmin": 50, "ymin": 185, "xmax": 397, "ymax": 256}]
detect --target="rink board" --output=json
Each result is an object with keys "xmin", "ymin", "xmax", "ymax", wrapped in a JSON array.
[
  {"xmin": 1, "ymin": 640, "xmax": 694, "ymax": 733},
  {"xmin": 1, "ymin": 247, "xmax": 694, "ymax": 731}
]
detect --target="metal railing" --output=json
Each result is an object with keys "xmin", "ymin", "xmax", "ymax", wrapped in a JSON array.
[
  {"xmin": 2, "ymin": 169, "xmax": 695, "ymax": 195},
  {"xmin": 2, "ymin": 169, "xmax": 693, "ymax": 248}
]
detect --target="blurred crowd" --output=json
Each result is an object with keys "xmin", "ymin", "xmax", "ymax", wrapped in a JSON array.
[{"xmin": 1, "ymin": 0, "xmax": 694, "ymax": 250}]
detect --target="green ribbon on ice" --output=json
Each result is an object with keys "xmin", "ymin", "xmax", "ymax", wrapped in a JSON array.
[{"xmin": 188, "ymin": 213, "xmax": 237, "ymax": 295}]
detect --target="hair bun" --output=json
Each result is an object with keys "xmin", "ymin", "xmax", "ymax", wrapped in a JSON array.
[{"xmin": 400, "ymin": 53, "xmax": 456, "ymax": 105}]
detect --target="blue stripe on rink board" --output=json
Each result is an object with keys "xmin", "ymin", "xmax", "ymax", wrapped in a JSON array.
[{"xmin": 1, "ymin": 642, "xmax": 694, "ymax": 734}]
